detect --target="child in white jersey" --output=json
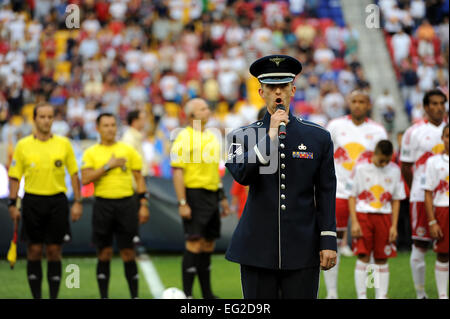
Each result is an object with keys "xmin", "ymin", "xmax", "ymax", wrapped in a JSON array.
[
  {"xmin": 423, "ymin": 124, "xmax": 449, "ymax": 299},
  {"xmin": 349, "ymin": 140, "xmax": 406, "ymax": 299}
]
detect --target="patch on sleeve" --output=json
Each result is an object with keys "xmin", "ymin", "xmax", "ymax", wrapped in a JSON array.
[{"xmin": 227, "ymin": 143, "xmax": 243, "ymax": 160}]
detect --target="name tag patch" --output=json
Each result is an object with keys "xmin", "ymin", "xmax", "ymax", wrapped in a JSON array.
[{"xmin": 292, "ymin": 151, "xmax": 313, "ymax": 159}]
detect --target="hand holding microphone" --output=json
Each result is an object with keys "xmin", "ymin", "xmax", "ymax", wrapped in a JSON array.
[{"xmin": 268, "ymin": 99, "xmax": 289, "ymax": 140}]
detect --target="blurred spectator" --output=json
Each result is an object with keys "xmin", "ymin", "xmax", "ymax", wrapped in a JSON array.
[
  {"xmin": 375, "ymin": 89, "xmax": 396, "ymax": 132},
  {"xmin": 400, "ymin": 59, "xmax": 419, "ymax": 111},
  {"xmin": 437, "ymin": 15, "xmax": 449, "ymax": 50},
  {"xmin": 337, "ymin": 64, "xmax": 356, "ymax": 96},
  {"xmin": 410, "ymin": 0, "xmax": 426, "ymax": 26},
  {"xmin": 392, "ymin": 29, "xmax": 411, "ymax": 65},
  {"xmin": 383, "ymin": 3, "xmax": 405, "ymax": 35},
  {"xmin": 52, "ymin": 108, "xmax": 70, "ymax": 137},
  {"xmin": 321, "ymin": 84, "xmax": 345, "ymax": 120},
  {"xmin": 217, "ymin": 62, "xmax": 240, "ymax": 110}
]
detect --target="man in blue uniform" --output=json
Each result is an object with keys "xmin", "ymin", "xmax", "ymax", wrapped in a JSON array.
[{"xmin": 225, "ymin": 55, "xmax": 337, "ymax": 299}]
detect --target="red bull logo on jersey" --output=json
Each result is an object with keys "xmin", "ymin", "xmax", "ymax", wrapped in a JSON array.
[
  {"xmin": 358, "ymin": 185, "xmax": 392, "ymax": 210},
  {"xmin": 415, "ymin": 144, "xmax": 445, "ymax": 169},
  {"xmin": 435, "ymin": 176, "xmax": 449, "ymax": 197},
  {"xmin": 334, "ymin": 143, "xmax": 371, "ymax": 171}
]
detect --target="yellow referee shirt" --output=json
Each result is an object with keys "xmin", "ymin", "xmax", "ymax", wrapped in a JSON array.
[
  {"xmin": 8, "ymin": 135, "xmax": 78, "ymax": 195},
  {"xmin": 81, "ymin": 142, "xmax": 142, "ymax": 199},
  {"xmin": 170, "ymin": 126, "xmax": 221, "ymax": 191}
]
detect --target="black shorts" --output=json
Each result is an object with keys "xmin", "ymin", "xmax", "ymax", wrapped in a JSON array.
[
  {"xmin": 21, "ymin": 192, "xmax": 71, "ymax": 245},
  {"xmin": 92, "ymin": 196, "xmax": 138, "ymax": 250},
  {"xmin": 183, "ymin": 188, "xmax": 221, "ymax": 241}
]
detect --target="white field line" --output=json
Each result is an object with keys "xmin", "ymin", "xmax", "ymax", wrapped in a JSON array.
[{"xmin": 137, "ymin": 253, "xmax": 165, "ymax": 298}]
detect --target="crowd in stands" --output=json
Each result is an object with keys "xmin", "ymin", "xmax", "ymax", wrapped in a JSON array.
[
  {"xmin": 380, "ymin": 0, "xmax": 449, "ymax": 123},
  {"xmin": 0, "ymin": 0, "xmax": 448, "ymax": 180}
]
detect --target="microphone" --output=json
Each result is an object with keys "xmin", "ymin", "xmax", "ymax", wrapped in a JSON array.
[{"xmin": 276, "ymin": 101, "xmax": 286, "ymax": 140}]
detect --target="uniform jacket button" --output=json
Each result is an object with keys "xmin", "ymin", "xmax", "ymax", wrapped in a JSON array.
[
  {"xmin": 281, "ymin": 204, "xmax": 286, "ymax": 210},
  {"xmin": 280, "ymin": 143, "xmax": 285, "ymax": 149},
  {"xmin": 281, "ymin": 174, "xmax": 285, "ymax": 179},
  {"xmin": 281, "ymin": 164, "xmax": 285, "ymax": 169},
  {"xmin": 281, "ymin": 184, "xmax": 286, "ymax": 189},
  {"xmin": 280, "ymin": 153, "xmax": 285, "ymax": 159},
  {"xmin": 281, "ymin": 194, "xmax": 285, "ymax": 200}
]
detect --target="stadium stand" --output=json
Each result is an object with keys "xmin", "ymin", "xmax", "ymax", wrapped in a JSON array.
[
  {"xmin": 0, "ymin": 0, "xmax": 447, "ymax": 177},
  {"xmin": 377, "ymin": 0, "xmax": 449, "ymax": 122}
]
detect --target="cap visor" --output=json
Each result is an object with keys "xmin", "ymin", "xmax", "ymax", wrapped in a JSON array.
[{"xmin": 259, "ymin": 77, "xmax": 294, "ymax": 84}]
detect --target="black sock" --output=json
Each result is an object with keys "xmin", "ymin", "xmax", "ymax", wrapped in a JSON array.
[
  {"xmin": 197, "ymin": 252, "xmax": 214, "ymax": 298},
  {"xmin": 182, "ymin": 250, "xmax": 198, "ymax": 297},
  {"xmin": 47, "ymin": 261, "xmax": 62, "ymax": 299},
  {"xmin": 96, "ymin": 261, "xmax": 110, "ymax": 299},
  {"xmin": 27, "ymin": 260, "xmax": 42, "ymax": 299},
  {"xmin": 124, "ymin": 260, "xmax": 139, "ymax": 299}
]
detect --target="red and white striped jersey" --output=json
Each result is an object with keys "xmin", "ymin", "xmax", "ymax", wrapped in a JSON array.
[
  {"xmin": 327, "ymin": 115, "xmax": 388, "ymax": 199},
  {"xmin": 422, "ymin": 153, "xmax": 449, "ymax": 207},
  {"xmin": 400, "ymin": 120, "xmax": 446, "ymax": 202},
  {"xmin": 349, "ymin": 161, "xmax": 406, "ymax": 214}
]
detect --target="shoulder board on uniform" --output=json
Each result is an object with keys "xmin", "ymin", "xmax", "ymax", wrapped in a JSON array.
[
  {"xmin": 296, "ymin": 116, "xmax": 328, "ymax": 132},
  {"xmin": 231, "ymin": 120, "xmax": 264, "ymax": 134}
]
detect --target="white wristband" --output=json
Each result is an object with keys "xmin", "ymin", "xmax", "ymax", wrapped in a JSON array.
[{"xmin": 428, "ymin": 220, "xmax": 437, "ymax": 226}]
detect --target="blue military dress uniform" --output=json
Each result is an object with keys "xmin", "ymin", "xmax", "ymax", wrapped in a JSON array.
[
  {"xmin": 225, "ymin": 54, "xmax": 337, "ymax": 298},
  {"xmin": 225, "ymin": 110, "xmax": 337, "ymax": 271}
]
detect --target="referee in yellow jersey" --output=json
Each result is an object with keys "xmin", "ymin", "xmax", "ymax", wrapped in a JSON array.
[
  {"xmin": 81, "ymin": 113, "xmax": 149, "ymax": 299},
  {"xmin": 8, "ymin": 103, "xmax": 83, "ymax": 299},
  {"xmin": 171, "ymin": 98, "xmax": 230, "ymax": 299}
]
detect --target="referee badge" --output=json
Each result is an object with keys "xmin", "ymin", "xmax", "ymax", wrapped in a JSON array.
[{"xmin": 54, "ymin": 159, "xmax": 63, "ymax": 167}]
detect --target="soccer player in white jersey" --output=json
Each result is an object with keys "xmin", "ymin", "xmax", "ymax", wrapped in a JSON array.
[
  {"xmin": 400, "ymin": 89, "xmax": 447, "ymax": 299},
  {"xmin": 324, "ymin": 90, "xmax": 388, "ymax": 298},
  {"xmin": 349, "ymin": 140, "xmax": 406, "ymax": 299},
  {"xmin": 423, "ymin": 124, "xmax": 449, "ymax": 299}
]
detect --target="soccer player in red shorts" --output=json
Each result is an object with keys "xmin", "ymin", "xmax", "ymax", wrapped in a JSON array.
[
  {"xmin": 400, "ymin": 89, "xmax": 447, "ymax": 298},
  {"xmin": 325, "ymin": 90, "xmax": 387, "ymax": 298},
  {"xmin": 423, "ymin": 124, "xmax": 449, "ymax": 299},
  {"xmin": 349, "ymin": 140, "xmax": 406, "ymax": 299}
]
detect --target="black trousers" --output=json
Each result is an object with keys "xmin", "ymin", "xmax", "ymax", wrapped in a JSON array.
[{"xmin": 240, "ymin": 264, "xmax": 320, "ymax": 299}]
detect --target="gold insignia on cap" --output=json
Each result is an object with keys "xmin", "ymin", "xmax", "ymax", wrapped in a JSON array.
[{"xmin": 269, "ymin": 57, "xmax": 285, "ymax": 66}]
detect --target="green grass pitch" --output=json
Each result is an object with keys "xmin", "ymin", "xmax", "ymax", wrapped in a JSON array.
[{"xmin": 0, "ymin": 251, "xmax": 444, "ymax": 299}]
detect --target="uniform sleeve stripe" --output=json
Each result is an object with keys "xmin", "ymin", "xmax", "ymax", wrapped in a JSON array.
[
  {"xmin": 321, "ymin": 231, "xmax": 337, "ymax": 237},
  {"xmin": 253, "ymin": 145, "xmax": 269, "ymax": 165}
]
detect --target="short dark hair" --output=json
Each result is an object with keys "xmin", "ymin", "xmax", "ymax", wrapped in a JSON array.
[
  {"xmin": 423, "ymin": 89, "xmax": 447, "ymax": 106},
  {"xmin": 375, "ymin": 140, "xmax": 394, "ymax": 156},
  {"xmin": 96, "ymin": 113, "xmax": 115, "ymax": 125},
  {"xmin": 33, "ymin": 102, "xmax": 54, "ymax": 119},
  {"xmin": 127, "ymin": 110, "xmax": 141, "ymax": 126}
]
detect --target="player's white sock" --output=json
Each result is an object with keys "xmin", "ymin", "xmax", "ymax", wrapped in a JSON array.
[
  {"xmin": 410, "ymin": 245, "xmax": 427, "ymax": 298},
  {"xmin": 435, "ymin": 261, "xmax": 449, "ymax": 299},
  {"xmin": 374, "ymin": 264, "xmax": 389, "ymax": 299},
  {"xmin": 324, "ymin": 242, "xmax": 340, "ymax": 299},
  {"xmin": 355, "ymin": 259, "xmax": 368, "ymax": 299}
]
